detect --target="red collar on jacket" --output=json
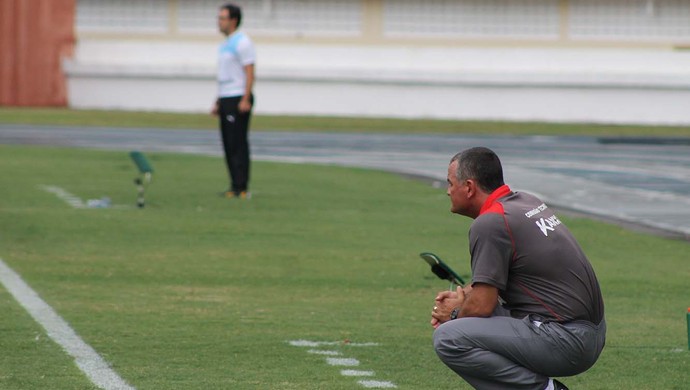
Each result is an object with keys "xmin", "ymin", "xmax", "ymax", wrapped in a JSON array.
[{"xmin": 478, "ymin": 185, "xmax": 512, "ymax": 216}]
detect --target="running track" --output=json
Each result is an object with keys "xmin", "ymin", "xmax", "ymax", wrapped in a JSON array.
[{"xmin": 2, "ymin": 124, "xmax": 689, "ymax": 239}]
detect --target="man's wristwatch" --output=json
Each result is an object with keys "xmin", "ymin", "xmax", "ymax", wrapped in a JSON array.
[{"xmin": 450, "ymin": 308, "xmax": 460, "ymax": 320}]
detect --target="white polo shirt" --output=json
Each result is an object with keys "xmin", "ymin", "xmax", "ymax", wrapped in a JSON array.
[{"xmin": 217, "ymin": 31, "xmax": 255, "ymax": 98}]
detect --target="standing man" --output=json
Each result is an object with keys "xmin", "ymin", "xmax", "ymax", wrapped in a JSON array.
[
  {"xmin": 431, "ymin": 147, "xmax": 605, "ymax": 390},
  {"xmin": 212, "ymin": 3, "xmax": 255, "ymax": 199}
]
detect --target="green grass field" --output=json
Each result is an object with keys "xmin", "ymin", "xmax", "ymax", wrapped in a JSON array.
[
  {"xmin": 0, "ymin": 142, "xmax": 688, "ymax": 389},
  {"xmin": 3, "ymin": 107, "xmax": 690, "ymax": 136}
]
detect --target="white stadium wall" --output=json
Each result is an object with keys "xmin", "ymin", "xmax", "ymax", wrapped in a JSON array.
[{"xmin": 66, "ymin": 0, "xmax": 690, "ymax": 125}]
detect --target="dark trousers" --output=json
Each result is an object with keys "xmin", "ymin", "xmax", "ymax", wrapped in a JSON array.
[{"xmin": 218, "ymin": 95, "xmax": 253, "ymax": 193}]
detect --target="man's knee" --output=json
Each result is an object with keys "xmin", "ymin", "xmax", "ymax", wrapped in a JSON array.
[{"xmin": 433, "ymin": 322, "xmax": 471, "ymax": 362}]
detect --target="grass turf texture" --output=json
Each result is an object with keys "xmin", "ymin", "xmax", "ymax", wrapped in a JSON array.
[
  {"xmin": 0, "ymin": 145, "xmax": 688, "ymax": 389},
  {"xmin": 3, "ymin": 107, "xmax": 690, "ymax": 137}
]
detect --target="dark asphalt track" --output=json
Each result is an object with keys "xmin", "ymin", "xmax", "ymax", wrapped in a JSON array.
[{"xmin": 2, "ymin": 124, "xmax": 689, "ymax": 239}]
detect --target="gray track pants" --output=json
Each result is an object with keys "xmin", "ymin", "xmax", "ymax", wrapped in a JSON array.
[{"xmin": 433, "ymin": 307, "xmax": 606, "ymax": 390}]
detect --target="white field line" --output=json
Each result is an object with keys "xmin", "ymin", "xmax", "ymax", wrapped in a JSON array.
[
  {"xmin": 0, "ymin": 258, "xmax": 135, "ymax": 390},
  {"xmin": 289, "ymin": 339, "xmax": 379, "ymax": 347},
  {"xmin": 326, "ymin": 358, "xmax": 360, "ymax": 366},
  {"xmin": 38, "ymin": 185, "xmax": 131, "ymax": 210},
  {"xmin": 358, "ymin": 380, "xmax": 397, "ymax": 388},
  {"xmin": 307, "ymin": 349, "xmax": 341, "ymax": 356},
  {"xmin": 341, "ymin": 370, "xmax": 375, "ymax": 377},
  {"xmin": 39, "ymin": 185, "xmax": 85, "ymax": 208},
  {"xmin": 289, "ymin": 340, "xmax": 396, "ymax": 388}
]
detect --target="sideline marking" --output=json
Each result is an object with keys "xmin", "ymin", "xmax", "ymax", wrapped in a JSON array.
[
  {"xmin": 327, "ymin": 357, "xmax": 359, "ymax": 366},
  {"xmin": 39, "ymin": 185, "xmax": 129, "ymax": 210},
  {"xmin": 40, "ymin": 185, "xmax": 85, "ymax": 209},
  {"xmin": 0, "ymin": 258, "xmax": 135, "ymax": 390},
  {"xmin": 289, "ymin": 339, "xmax": 396, "ymax": 388},
  {"xmin": 307, "ymin": 349, "xmax": 341, "ymax": 356},
  {"xmin": 341, "ymin": 370, "xmax": 374, "ymax": 377},
  {"xmin": 358, "ymin": 380, "xmax": 397, "ymax": 388},
  {"xmin": 289, "ymin": 339, "xmax": 379, "ymax": 347}
]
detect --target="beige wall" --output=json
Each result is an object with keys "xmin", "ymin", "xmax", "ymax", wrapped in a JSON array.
[{"xmin": 64, "ymin": 0, "xmax": 690, "ymax": 124}]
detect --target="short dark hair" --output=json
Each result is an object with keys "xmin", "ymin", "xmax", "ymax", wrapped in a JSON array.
[
  {"xmin": 451, "ymin": 147, "xmax": 505, "ymax": 193},
  {"xmin": 221, "ymin": 3, "xmax": 242, "ymax": 27}
]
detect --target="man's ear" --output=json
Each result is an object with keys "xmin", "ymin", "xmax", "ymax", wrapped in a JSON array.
[{"xmin": 465, "ymin": 179, "xmax": 477, "ymax": 198}]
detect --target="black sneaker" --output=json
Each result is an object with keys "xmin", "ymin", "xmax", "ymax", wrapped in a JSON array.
[{"xmin": 553, "ymin": 379, "xmax": 569, "ymax": 390}]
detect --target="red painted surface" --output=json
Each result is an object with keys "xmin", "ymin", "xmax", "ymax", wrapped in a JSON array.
[{"xmin": 0, "ymin": 0, "xmax": 75, "ymax": 106}]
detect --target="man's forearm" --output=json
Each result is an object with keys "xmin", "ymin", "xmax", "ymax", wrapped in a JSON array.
[
  {"xmin": 458, "ymin": 284, "xmax": 497, "ymax": 318},
  {"xmin": 459, "ymin": 298, "xmax": 494, "ymax": 318},
  {"xmin": 244, "ymin": 64, "xmax": 255, "ymax": 98}
]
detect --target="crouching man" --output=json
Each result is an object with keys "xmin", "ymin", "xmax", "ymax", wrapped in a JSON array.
[{"xmin": 431, "ymin": 147, "xmax": 605, "ymax": 390}]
